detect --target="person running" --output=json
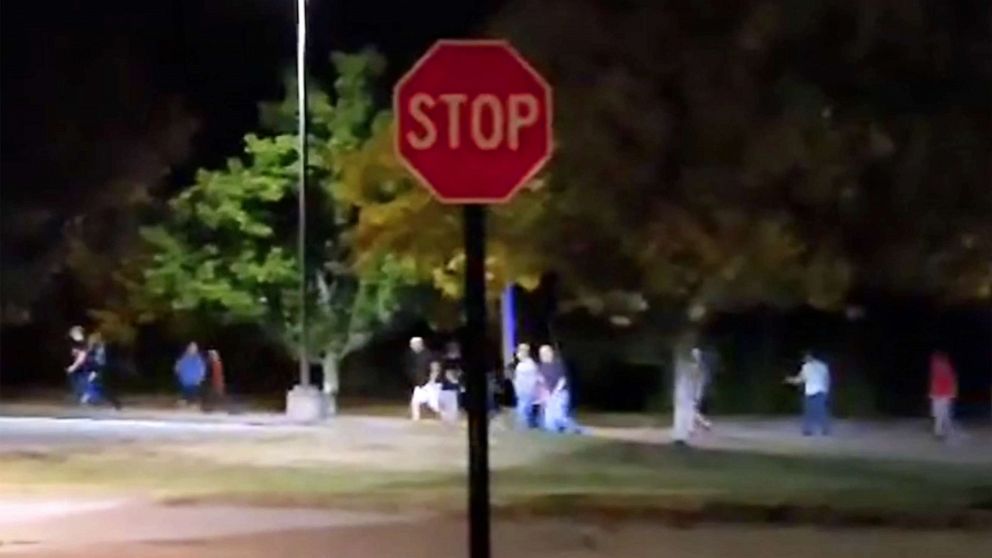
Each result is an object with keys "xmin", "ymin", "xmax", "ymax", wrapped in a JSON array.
[
  {"xmin": 785, "ymin": 351, "xmax": 831, "ymax": 436},
  {"xmin": 65, "ymin": 326, "xmax": 88, "ymax": 404},
  {"xmin": 538, "ymin": 345, "xmax": 580, "ymax": 433},
  {"xmin": 174, "ymin": 342, "xmax": 206, "ymax": 408},
  {"xmin": 512, "ymin": 343, "xmax": 542, "ymax": 429},
  {"xmin": 81, "ymin": 332, "xmax": 120, "ymax": 408},
  {"xmin": 929, "ymin": 351, "xmax": 957, "ymax": 439}
]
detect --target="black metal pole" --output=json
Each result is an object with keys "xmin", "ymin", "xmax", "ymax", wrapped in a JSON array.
[{"xmin": 463, "ymin": 204, "xmax": 490, "ymax": 558}]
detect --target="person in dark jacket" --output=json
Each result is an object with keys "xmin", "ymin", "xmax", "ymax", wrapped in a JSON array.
[
  {"xmin": 408, "ymin": 337, "xmax": 438, "ymax": 420},
  {"xmin": 406, "ymin": 337, "xmax": 434, "ymax": 386},
  {"xmin": 65, "ymin": 326, "xmax": 88, "ymax": 404},
  {"xmin": 81, "ymin": 332, "xmax": 121, "ymax": 408}
]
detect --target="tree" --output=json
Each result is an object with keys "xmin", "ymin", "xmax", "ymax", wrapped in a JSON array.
[
  {"xmin": 339, "ymin": 4, "xmax": 858, "ymax": 336},
  {"xmin": 339, "ymin": 0, "xmax": 990, "ymax": 369},
  {"xmin": 126, "ymin": 50, "xmax": 415, "ymax": 403},
  {"xmin": 336, "ymin": 118, "xmax": 549, "ymax": 299}
]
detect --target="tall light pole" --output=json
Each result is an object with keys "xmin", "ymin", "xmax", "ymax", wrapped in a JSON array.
[
  {"xmin": 296, "ymin": 0, "xmax": 308, "ymax": 387},
  {"xmin": 286, "ymin": 0, "xmax": 328, "ymax": 421}
]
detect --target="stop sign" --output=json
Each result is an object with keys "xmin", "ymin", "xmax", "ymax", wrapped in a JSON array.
[{"xmin": 394, "ymin": 40, "xmax": 553, "ymax": 204}]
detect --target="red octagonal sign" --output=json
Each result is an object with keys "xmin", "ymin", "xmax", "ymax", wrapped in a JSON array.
[{"xmin": 394, "ymin": 40, "xmax": 553, "ymax": 204}]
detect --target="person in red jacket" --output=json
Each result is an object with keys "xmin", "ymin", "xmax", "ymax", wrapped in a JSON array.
[
  {"xmin": 206, "ymin": 349, "xmax": 226, "ymax": 412},
  {"xmin": 929, "ymin": 351, "xmax": 957, "ymax": 439}
]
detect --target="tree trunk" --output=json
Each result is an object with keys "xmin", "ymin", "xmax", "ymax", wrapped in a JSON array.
[{"xmin": 321, "ymin": 352, "xmax": 339, "ymax": 416}]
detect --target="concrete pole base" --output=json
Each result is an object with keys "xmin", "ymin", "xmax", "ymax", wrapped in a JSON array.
[{"xmin": 285, "ymin": 384, "xmax": 330, "ymax": 423}]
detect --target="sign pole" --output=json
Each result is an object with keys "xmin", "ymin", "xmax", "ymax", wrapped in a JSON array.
[
  {"xmin": 394, "ymin": 40, "xmax": 551, "ymax": 558},
  {"xmin": 462, "ymin": 204, "xmax": 491, "ymax": 558}
]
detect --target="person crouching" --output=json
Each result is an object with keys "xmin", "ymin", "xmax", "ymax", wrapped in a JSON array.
[{"xmin": 438, "ymin": 359, "xmax": 462, "ymax": 423}]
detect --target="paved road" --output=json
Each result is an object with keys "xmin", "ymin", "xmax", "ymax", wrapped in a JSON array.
[
  {"xmin": 0, "ymin": 497, "xmax": 421, "ymax": 556},
  {"xmin": 2, "ymin": 498, "xmax": 990, "ymax": 558},
  {"xmin": 3, "ymin": 411, "xmax": 990, "ymax": 465},
  {"xmin": 2, "ymin": 410, "xmax": 991, "ymax": 556},
  {"xmin": 598, "ymin": 417, "xmax": 992, "ymax": 465}
]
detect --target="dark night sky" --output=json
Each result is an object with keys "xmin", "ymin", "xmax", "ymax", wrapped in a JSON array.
[
  {"xmin": 1, "ymin": 0, "xmax": 501, "ymax": 192},
  {"xmin": 0, "ymin": 0, "xmax": 502, "ymax": 318}
]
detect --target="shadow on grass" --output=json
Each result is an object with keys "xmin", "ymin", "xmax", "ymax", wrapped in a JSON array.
[
  {"xmin": 227, "ymin": 436, "xmax": 991, "ymax": 529},
  {"xmin": 482, "ymin": 438, "xmax": 992, "ymax": 529}
]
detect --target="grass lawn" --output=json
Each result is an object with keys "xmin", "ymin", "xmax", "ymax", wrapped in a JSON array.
[{"xmin": 2, "ymin": 425, "xmax": 990, "ymax": 528}]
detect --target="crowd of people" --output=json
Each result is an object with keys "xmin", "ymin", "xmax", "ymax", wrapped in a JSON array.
[
  {"xmin": 65, "ymin": 326, "xmax": 964, "ymax": 441},
  {"xmin": 673, "ymin": 348, "xmax": 962, "ymax": 445},
  {"xmin": 63, "ymin": 326, "xmax": 226, "ymax": 411},
  {"xmin": 173, "ymin": 341, "xmax": 227, "ymax": 410},
  {"xmin": 406, "ymin": 337, "xmax": 583, "ymax": 434}
]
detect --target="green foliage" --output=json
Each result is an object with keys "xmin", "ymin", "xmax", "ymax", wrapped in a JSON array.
[
  {"xmin": 327, "ymin": 1, "xmax": 990, "ymax": 413},
  {"xmin": 336, "ymin": 118, "xmax": 548, "ymax": 304},
  {"xmin": 129, "ymin": 49, "xmax": 413, "ymax": 364},
  {"xmin": 336, "ymin": 2, "xmax": 870, "ymax": 328},
  {"xmin": 487, "ymin": 0, "xmax": 990, "ymax": 314}
]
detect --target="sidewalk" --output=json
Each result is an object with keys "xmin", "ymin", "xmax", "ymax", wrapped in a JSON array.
[{"xmin": 0, "ymin": 401, "xmax": 298, "ymax": 427}]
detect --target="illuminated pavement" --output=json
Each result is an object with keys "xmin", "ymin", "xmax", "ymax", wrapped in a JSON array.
[
  {"xmin": 0, "ymin": 416, "xmax": 307, "ymax": 453},
  {"xmin": 0, "ymin": 497, "xmax": 423, "ymax": 556},
  {"xmin": 2, "ymin": 412, "xmax": 990, "ymax": 464}
]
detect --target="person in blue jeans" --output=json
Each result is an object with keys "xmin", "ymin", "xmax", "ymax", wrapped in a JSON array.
[
  {"xmin": 538, "ymin": 345, "xmax": 581, "ymax": 434},
  {"xmin": 175, "ymin": 342, "xmax": 206, "ymax": 408},
  {"xmin": 512, "ymin": 344, "xmax": 541, "ymax": 429},
  {"xmin": 785, "ymin": 351, "xmax": 831, "ymax": 436}
]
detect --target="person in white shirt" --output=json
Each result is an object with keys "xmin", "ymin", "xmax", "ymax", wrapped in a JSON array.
[
  {"xmin": 672, "ymin": 348, "xmax": 704, "ymax": 446},
  {"xmin": 691, "ymin": 348, "xmax": 713, "ymax": 431},
  {"xmin": 512, "ymin": 343, "xmax": 542, "ymax": 429},
  {"xmin": 785, "ymin": 351, "xmax": 831, "ymax": 436}
]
